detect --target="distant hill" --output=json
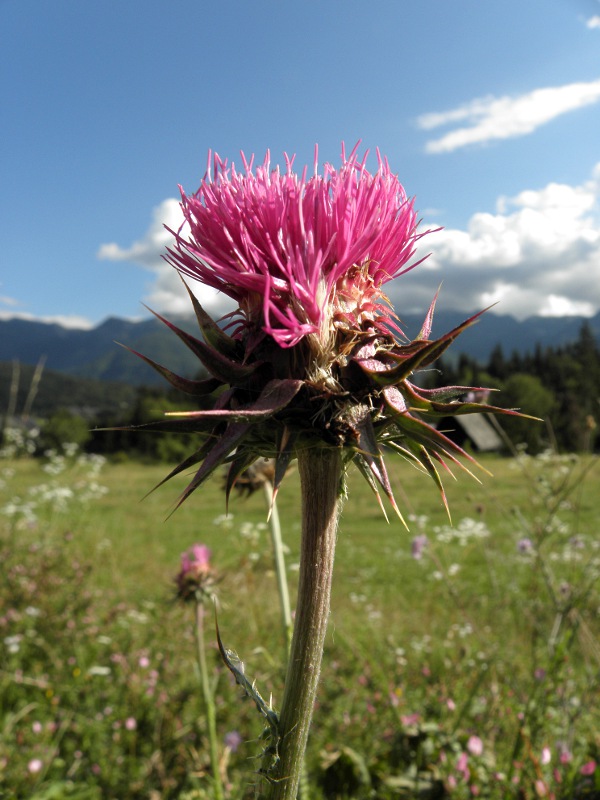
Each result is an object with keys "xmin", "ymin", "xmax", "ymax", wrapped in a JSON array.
[
  {"xmin": 1, "ymin": 310, "xmax": 599, "ymax": 388},
  {"xmin": 0, "ymin": 360, "xmax": 137, "ymax": 419},
  {"xmin": 0, "ymin": 315, "xmax": 203, "ymax": 387}
]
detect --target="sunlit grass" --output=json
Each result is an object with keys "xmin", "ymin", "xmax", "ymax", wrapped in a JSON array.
[{"xmin": 2, "ymin": 450, "xmax": 599, "ymax": 798}]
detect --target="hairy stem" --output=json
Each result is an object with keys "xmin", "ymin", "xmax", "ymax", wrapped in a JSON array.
[{"xmin": 264, "ymin": 447, "xmax": 343, "ymax": 799}]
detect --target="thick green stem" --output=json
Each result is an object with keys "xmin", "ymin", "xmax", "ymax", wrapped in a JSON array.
[
  {"xmin": 195, "ymin": 601, "xmax": 224, "ymax": 800},
  {"xmin": 265, "ymin": 447, "xmax": 342, "ymax": 800}
]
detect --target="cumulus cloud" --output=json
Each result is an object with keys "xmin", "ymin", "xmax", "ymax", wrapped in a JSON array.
[
  {"xmin": 586, "ymin": 15, "xmax": 600, "ymax": 28},
  {"xmin": 0, "ymin": 310, "xmax": 94, "ymax": 329},
  {"xmin": 389, "ymin": 163, "xmax": 600, "ymax": 321},
  {"xmin": 98, "ymin": 199, "xmax": 236, "ymax": 319},
  {"xmin": 417, "ymin": 79, "xmax": 600, "ymax": 153},
  {"xmin": 0, "ymin": 292, "xmax": 94, "ymax": 329}
]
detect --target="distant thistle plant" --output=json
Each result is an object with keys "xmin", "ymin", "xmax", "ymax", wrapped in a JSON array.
[
  {"xmin": 127, "ymin": 144, "xmax": 521, "ymax": 799},
  {"xmin": 175, "ymin": 543, "xmax": 215, "ymax": 603},
  {"xmin": 175, "ymin": 544, "xmax": 223, "ymax": 800}
]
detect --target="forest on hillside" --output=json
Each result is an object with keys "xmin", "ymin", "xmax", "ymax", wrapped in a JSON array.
[{"xmin": 433, "ymin": 322, "xmax": 599, "ymax": 454}]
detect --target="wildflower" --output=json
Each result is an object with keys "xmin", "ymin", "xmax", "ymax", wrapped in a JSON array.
[
  {"xmin": 541, "ymin": 747, "xmax": 552, "ymax": 765},
  {"xmin": 124, "ymin": 717, "xmax": 137, "ymax": 731},
  {"xmin": 4, "ymin": 634, "xmax": 22, "ymax": 654},
  {"xmin": 400, "ymin": 713, "xmax": 420, "ymax": 727},
  {"xmin": 580, "ymin": 760, "xmax": 596, "ymax": 776},
  {"xmin": 467, "ymin": 735, "xmax": 484, "ymax": 757},
  {"xmin": 28, "ymin": 758, "xmax": 43, "ymax": 774},
  {"xmin": 456, "ymin": 751, "xmax": 470, "ymax": 781},
  {"xmin": 558, "ymin": 745, "xmax": 573, "ymax": 764},
  {"xmin": 175, "ymin": 543, "xmax": 215, "ymax": 602},
  {"xmin": 517, "ymin": 537, "xmax": 534, "ymax": 553},
  {"xmin": 224, "ymin": 730, "xmax": 243, "ymax": 753},
  {"xmin": 411, "ymin": 534, "xmax": 428, "ymax": 559},
  {"xmin": 87, "ymin": 665, "xmax": 111, "ymax": 677},
  {"xmin": 129, "ymin": 145, "xmax": 521, "ymax": 520}
]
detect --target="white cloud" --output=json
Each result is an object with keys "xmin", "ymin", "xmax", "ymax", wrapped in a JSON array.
[
  {"xmin": 389, "ymin": 163, "xmax": 600, "ymax": 321},
  {"xmin": 417, "ymin": 79, "xmax": 600, "ymax": 153},
  {"xmin": 586, "ymin": 15, "xmax": 600, "ymax": 28},
  {"xmin": 0, "ymin": 311, "xmax": 95, "ymax": 329},
  {"xmin": 98, "ymin": 199, "xmax": 236, "ymax": 319},
  {"xmin": 0, "ymin": 292, "xmax": 94, "ymax": 328}
]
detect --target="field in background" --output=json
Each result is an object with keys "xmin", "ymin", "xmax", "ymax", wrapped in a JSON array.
[{"xmin": 2, "ymin": 450, "xmax": 599, "ymax": 798}]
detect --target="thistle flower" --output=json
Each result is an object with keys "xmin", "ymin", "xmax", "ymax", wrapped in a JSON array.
[
  {"xmin": 128, "ymin": 144, "xmax": 517, "ymax": 521},
  {"xmin": 175, "ymin": 543, "xmax": 215, "ymax": 602},
  {"xmin": 122, "ymin": 144, "xmax": 532, "ymax": 800}
]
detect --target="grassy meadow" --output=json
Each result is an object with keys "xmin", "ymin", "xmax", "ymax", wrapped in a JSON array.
[{"xmin": 1, "ymin": 441, "xmax": 599, "ymax": 799}]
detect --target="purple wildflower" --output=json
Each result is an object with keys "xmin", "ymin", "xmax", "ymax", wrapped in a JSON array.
[
  {"xmin": 175, "ymin": 543, "xmax": 215, "ymax": 602},
  {"xmin": 128, "ymin": 144, "xmax": 523, "ymax": 520},
  {"xmin": 224, "ymin": 730, "xmax": 243, "ymax": 753},
  {"xmin": 517, "ymin": 537, "xmax": 534, "ymax": 553},
  {"xmin": 180, "ymin": 543, "xmax": 211, "ymax": 576},
  {"xmin": 411, "ymin": 534, "xmax": 428, "ymax": 559},
  {"xmin": 166, "ymin": 144, "xmax": 425, "ymax": 349}
]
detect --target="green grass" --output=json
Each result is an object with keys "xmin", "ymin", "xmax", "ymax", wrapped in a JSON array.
[{"xmin": 2, "ymin": 449, "xmax": 599, "ymax": 798}]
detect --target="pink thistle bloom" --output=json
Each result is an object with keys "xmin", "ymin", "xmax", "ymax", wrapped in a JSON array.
[
  {"xmin": 28, "ymin": 758, "xmax": 43, "ymax": 774},
  {"xmin": 580, "ymin": 760, "xmax": 596, "ymax": 776},
  {"xmin": 127, "ymin": 143, "xmax": 525, "ymax": 520},
  {"xmin": 166, "ymin": 144, "xmax": 426, "ymax": 349},
  {"xmin": 180, "ymin": 543, "xmax": 212, "ymax": 575},
  {"xmin": 467, "ymin": 735, "xmax": 484, "ymax": 757},
  {"xmin": 175, "ymin": 543, "xmax": 215, "ymax": 602}
]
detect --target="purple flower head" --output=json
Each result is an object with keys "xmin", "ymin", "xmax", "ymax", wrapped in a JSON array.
[
  {"xmin": 411, "ymin": 534, "xmax": 428, "ymax": 560},
  {"xmin": 224, "ymin": 730, "xmax": 243, "ymax": 753},
  {"xmin": 175, "ymin": 543, "xmax": 215, "ymax": 602},
  {"xmin": 517, "ymin": 537, "xmax": 534, "ymax": 554},
  {"xmin": 166, "ymin": 144, "xmax": 425, "ymax": 349},
  {"xmin": 127, "ymin": 143, "xmax": 525, "ymax": 521},
  {"xmin": 180, "ymin": 543, "xmax": 212, "ymax": 575}
]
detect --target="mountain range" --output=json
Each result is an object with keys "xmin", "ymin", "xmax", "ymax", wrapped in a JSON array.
[{"xmin": 2, "ymin": 309, "xmax": 599, "ymax": 388}]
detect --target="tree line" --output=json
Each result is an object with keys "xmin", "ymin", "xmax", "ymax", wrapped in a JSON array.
[
  {"xmin": 4, "ymin": 323, "xmax": 598, "ymax": 459},
  {"xmin": 432, "ymin": 322, "xmax": 599, "ymax": 453}
]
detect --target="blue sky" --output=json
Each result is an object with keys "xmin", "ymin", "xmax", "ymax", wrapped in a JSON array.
[{"xmin": 2, "ymin": 0, "xmax": 600, "ymax": 329}]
